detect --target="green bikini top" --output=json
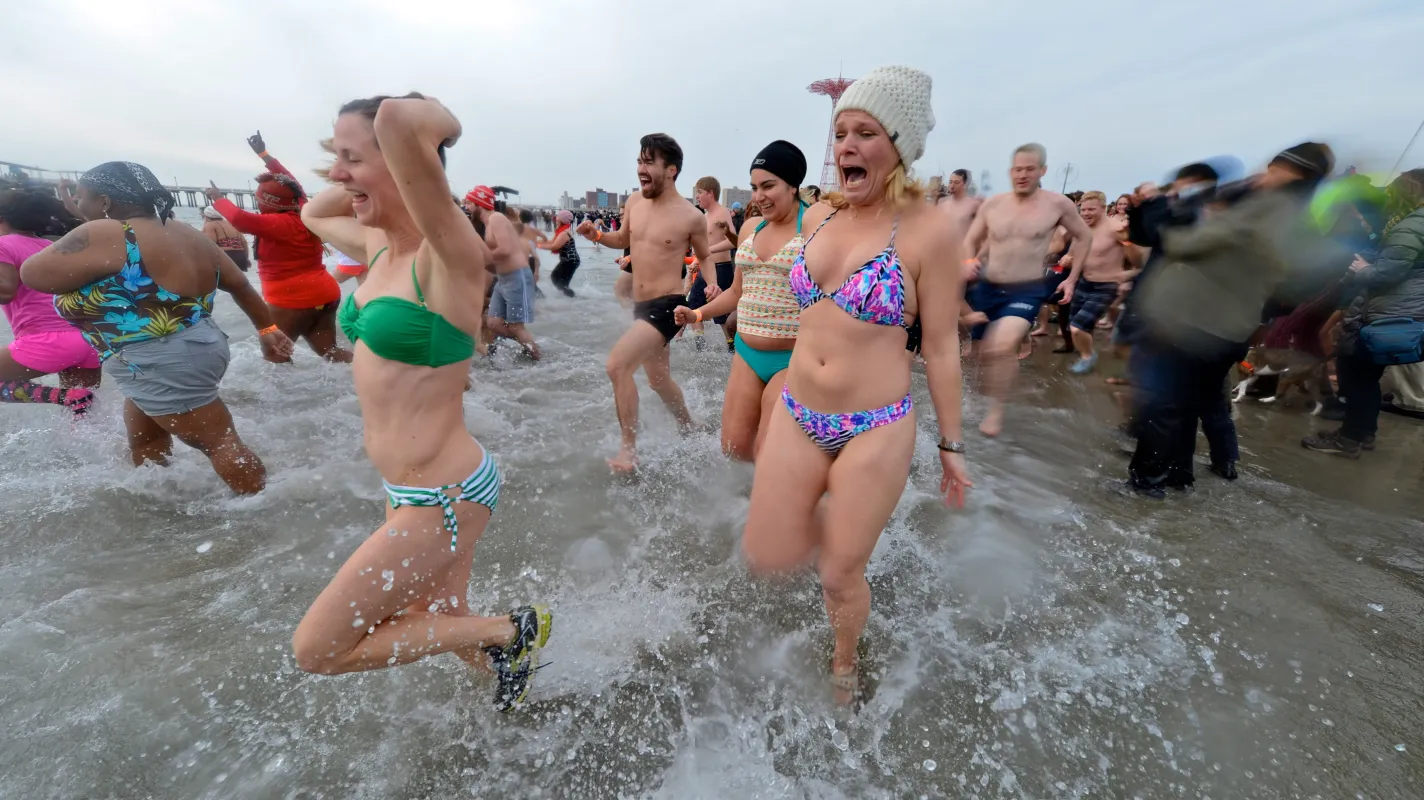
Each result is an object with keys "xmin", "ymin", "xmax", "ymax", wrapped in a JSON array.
[{"xmin": 337, "ymin": 247, "xmax": 475, "ymax": 367}]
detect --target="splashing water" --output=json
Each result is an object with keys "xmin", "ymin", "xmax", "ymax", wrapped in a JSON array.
[{"xmin": 1, "ymin": 226, "xmax": 1422, "ymax": 797}]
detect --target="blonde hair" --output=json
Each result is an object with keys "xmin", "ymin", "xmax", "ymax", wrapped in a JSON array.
[
  {"xmin": 824, "ymin": 164, "xmax": 925, "ymax": 210},
  {"xmin": 1079, "ymin": 190, "xmax": 1107, "ymax": 206},
  {"xmin": 1014, "ymin": 142, "xmax": 1047, "ymax": 167},
  {"xmin": 314, "ymin": 137, "xmax": 336, "ymax": 182},
  {"xmin": 694, "ymin": 176, "xmax": 720, "ymax": 198}
]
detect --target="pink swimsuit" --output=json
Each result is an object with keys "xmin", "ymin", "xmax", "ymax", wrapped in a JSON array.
[{"xmin": 0, "ymin": 234, "xmax": 100, "ymax": 373}]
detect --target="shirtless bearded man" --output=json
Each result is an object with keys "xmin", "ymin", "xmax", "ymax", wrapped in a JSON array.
[
  {"xmin": 963, "ymin": 143, "xmax": 1092, "ymax": 436},
  {"xmin": 578, "ymin": 133, "xmax": 713, "ymax": 473}
]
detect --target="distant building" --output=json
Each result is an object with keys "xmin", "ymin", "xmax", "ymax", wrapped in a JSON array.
[
  {"xmin": 559, "ymin": 191, "xmax": 574, "ymax": 210},
  {"xmin": 584, "ymin": 190, "xmax": 598, "ymax": 208},
  {"xmin": 722, "ymin": 187, "xmax": 752, "ymax": 209}
]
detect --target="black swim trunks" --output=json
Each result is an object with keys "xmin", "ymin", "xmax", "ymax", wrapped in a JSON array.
[
  {"xmin": 634, "ymin": 294, "xmax": 684, "ymax": 344},
  {"xmin": 688, "ymin": 261, "xmax": 736, "ymax": 324}
]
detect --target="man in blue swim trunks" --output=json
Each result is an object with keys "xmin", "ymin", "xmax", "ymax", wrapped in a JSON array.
[{"xmin": 963, "ymin": 143, "xmax": 1093, "ymax": 436}]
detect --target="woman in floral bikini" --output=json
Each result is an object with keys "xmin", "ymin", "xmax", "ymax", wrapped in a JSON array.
[{"xmin": 25, "ymin": 161, "xmax": 295, "ymax": 494}]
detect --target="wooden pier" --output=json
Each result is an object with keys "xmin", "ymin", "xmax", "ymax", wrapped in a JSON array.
[{"xmin": 1, "ymin": 160, "xmax": 259, "ymax": 210}]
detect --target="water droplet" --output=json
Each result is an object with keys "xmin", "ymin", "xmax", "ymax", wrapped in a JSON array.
[
  {"xmin": 1367, "ymin": 603, "xmax": 1384, "ymax": 613},
  {"xmin": 1396, "ymin": 744, "xmax": 1407, "ymax": 752},
  {"xmin": 830, "ymin": 730, "xmax": 848, "ymax": 751},
  {"xmin": 381, "ymin": 570, "xmax": 395, "ymax": 591},
  {"xmin": 352, "ymin": 618, "xmax": 365, "ymax": 627},
  {"xmin": 195, "ymin": 542, "xmax": 213, "ymax": 554},
  {"xmin": 1176, "ymin": 613, "xmax": 1190, "ymax": 626},
  {"xmin": 922, "ymin": 759, "xmax": 937, "ymax": 772}
]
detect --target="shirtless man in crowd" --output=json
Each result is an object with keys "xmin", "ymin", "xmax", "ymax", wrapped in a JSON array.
[
  {"xmin": 578, "ymin": 133, "xmax": 713, "ymax": 473},
  {"xmin": 1066, "ymin": 191, "xmax": 1136, "ymax": 374},
  {"xmin": 515, "ymin": 207, "xmax": 547, "ymax": 297},
  {"xmin": 938, "ymin": 168, "xmax": 983, "ymax": 231},
  {"xmin": 687, "ymin": 176, "xmax": 739, "ymax": 350},
  {"xmin": 964, "ymin": 143, "xmax": 1093, "ymax": 436},
  {"xmin": 467, "ymin": 186, "xmax": 541, "ymax": 359}
]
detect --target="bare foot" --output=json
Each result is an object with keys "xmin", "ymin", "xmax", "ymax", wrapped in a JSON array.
[
  {"xmin": 1105, "ymin": 376, "xmax": 1130, "ymax": 386},
  {"xmin": 830, "ymin": 663, "xmax": 859, "ymax": 707},
  {"xmin": 607, "ymin": 447, "xmax": 639, "ymax": 474},
  {"xmin": 980, "ymin": 405, "xmax": 1003, "ymax": 438},
  {"xmin": 1029, "ymin": 327, "xmax": 1049, "ymax": 337},
  {"xmin": 523, "ymin": 342, "xmax": 542, "ymax": 361},
  {"xmin": 1018, "ymin": 338, "xmax": 1033, "ymax": 361}
]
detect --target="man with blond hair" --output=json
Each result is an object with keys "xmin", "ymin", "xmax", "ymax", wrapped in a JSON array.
[
  {"xmin": 963, "ymin": 142, "xmax": 1092, "ymax": 436},
  {"xmin": 1066, "ymin": 190, "xmax": 1135, "ymax": 374},
  {"xmin": 687, "ymin": 175, "xmax": 738, "ymax": 349}
]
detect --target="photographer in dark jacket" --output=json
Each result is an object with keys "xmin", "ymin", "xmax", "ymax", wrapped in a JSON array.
[
  {"xmin": 1128, "ymin": 142, "xmax": 1334, "ymax": 497},
  {"xmin": 1303, "ymin": 168, "xmax": 1424, "ymax": 458},
  {"xmin": 1118, "ymin": 161, "xmax": 1240, "ymax": 481}
]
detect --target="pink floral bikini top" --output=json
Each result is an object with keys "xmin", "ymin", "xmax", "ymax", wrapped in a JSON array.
[{"xmin": 788, "ymin": 210, "xmax": 906, "ymax": 328}]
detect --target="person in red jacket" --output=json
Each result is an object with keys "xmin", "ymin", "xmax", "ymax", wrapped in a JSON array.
[{"xmin": 204, "ymin": 132, "xmax": 351, "ymax": 362}]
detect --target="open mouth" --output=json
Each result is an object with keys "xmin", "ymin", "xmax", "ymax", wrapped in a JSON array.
[
  {"xmin": 349, "ymin": 190, "xmax": 370, "ymax": 208},
  {"xmin": 637, "ymin": 176, "xmax": 651, "ymax": 186},
  {"xmin": 841, "ymin": 166, "xmax": 867, "ymax": 187}
]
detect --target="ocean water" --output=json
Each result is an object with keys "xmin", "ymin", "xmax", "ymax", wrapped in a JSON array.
[{"xmin": 0, "ymin": 234, "xmax": 1421, "ymax": 799}]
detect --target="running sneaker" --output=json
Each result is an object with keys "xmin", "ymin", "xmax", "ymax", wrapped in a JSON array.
[
  {"xmin": 1069, "ymin": 353, "xmax": 1099, "ymax": 375},
  {"xmin": 484, "ymin": 605, "xmax": 553, "ymax": 712},
  {"xmin": 1300, "ymin": 430, "xmax": 1362, "ymax": 459}
]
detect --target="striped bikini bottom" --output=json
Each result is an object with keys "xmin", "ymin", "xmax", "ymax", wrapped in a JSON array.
[
  {"xmin": 383, "ymin": 448, "xmax": 501, "ymax": 552},
  {"xmin": 781, "ymin": 385, "xmax": 913, "ymax": 457}
]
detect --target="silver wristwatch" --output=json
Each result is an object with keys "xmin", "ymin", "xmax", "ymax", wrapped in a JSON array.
[{"xmin": 937, "ymin": 437, "xmax": 965, "ymax": 454}]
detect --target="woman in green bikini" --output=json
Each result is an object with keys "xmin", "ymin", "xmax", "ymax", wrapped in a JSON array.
[{"xmin": 293, "ymin": 93, "xmax": 551, "ymax": 712}]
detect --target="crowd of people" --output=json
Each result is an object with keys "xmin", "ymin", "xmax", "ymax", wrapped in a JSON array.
[{"xmin": 2, "ymin": 63, "xmax": 1421, "ymax": 710}]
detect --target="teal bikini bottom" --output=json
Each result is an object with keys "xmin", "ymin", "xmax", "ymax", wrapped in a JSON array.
[{"xmin": 733, "ymin": 333, "xmax": 793, "ymax": 384}]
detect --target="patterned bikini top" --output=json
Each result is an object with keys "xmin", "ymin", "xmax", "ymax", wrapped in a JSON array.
[
  {"xmin": 734, "ymin": 206, "xmax": 805, "ymax": 340},
  {"xmin": 789, "ymin": 210, "xmax": 906, "ymax": 327},
  {"xmin": 53, "ymin": 222, "xmax": 217, "ymax": 363}
]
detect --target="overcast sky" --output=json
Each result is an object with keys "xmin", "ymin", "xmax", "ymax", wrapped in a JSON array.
[{"xmin": 3, "ymin": 0, "xmax": 1419, "ymax": 204}]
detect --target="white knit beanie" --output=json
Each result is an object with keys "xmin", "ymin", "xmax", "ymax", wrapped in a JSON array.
[{"xmin": 834, "ymin": 65, "xmax": 935, "ymax": 169}]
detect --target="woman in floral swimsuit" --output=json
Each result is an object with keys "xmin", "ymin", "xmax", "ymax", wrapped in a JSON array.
[{"xmin": 26, "ymin": 161, "xmax": 295, "ymax": 493}]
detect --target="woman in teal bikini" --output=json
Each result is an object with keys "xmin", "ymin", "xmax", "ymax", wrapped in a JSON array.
[
  {"xmin": 675, "ymin": 140, "xmax": 812, "ymax": 461},
  {"xmin": 735, "ymin": 67, "xmax": 971, "ymax": 704},
  {"xmin": 294, "ymin": 93, "xmax": 550, "ymax": 712}
]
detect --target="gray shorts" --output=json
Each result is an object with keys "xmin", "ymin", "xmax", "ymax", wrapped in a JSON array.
[
  {"xmin": 488, "ymin": 268, "xmax": 535, "ymax": 324},
  {"xmin": 105, "ymin": 317, "xmax": 231, "ymax": 416}
]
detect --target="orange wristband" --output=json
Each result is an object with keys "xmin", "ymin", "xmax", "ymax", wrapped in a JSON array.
[
  {"xmin": 962, "ymin": 258, "xmax": 978, "ymax": 266},
  {"xmin": 257, "ymin": 324, "xmax": 279, "ymax": 336},
  {"xmin": 594, "ymin": 230, "xmax": 603, "ymax": 241},
  {"xmin": 694, "ymin": 308, "xmax": 703, "ymax": 323},
  {"xmin": 258, "ymin": 151, "xmax": 270, "ymax": 159}
]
